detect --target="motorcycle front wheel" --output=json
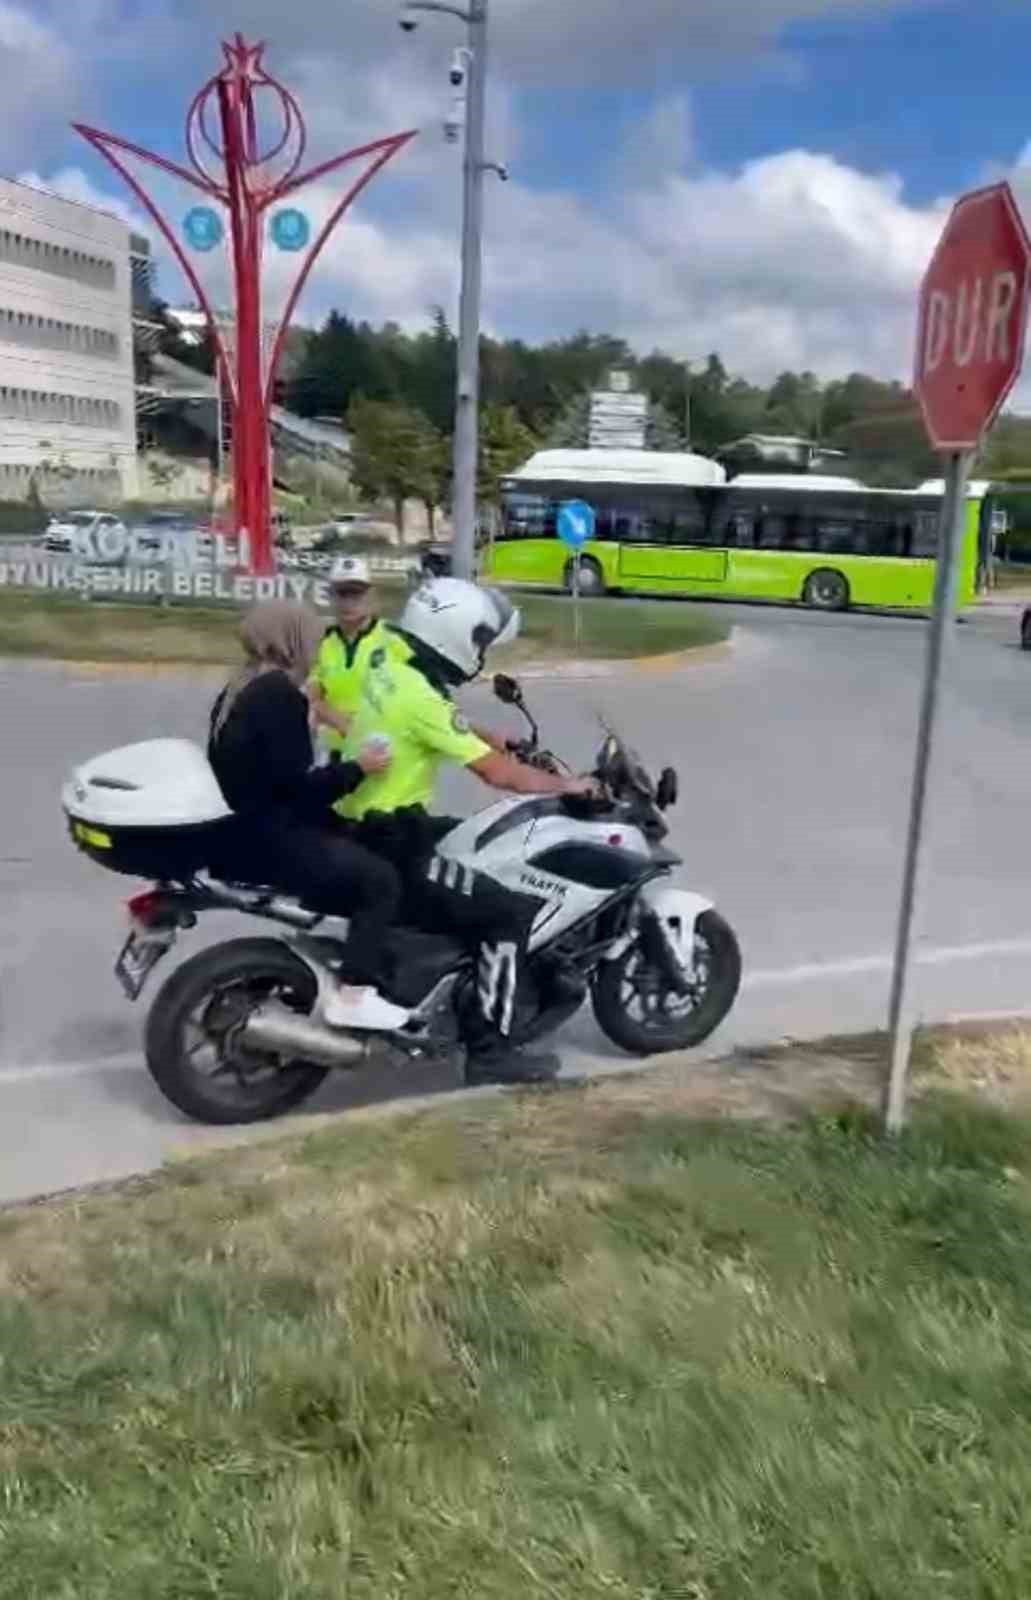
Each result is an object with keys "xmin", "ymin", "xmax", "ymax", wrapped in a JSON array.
[
  {"xmin": 591, "ymin": 910, "xmax": 742, "ymax": 1057},
  {"xmin": 145, "ymin": 938, "xmax": 328, "ymax": 1125}
]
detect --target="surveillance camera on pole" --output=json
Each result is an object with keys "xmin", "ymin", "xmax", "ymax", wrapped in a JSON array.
[
  {"xmin": 444, "ymin": 47, "xmax": 469, "ymax": 144},
  {"xmin": 449, "ymin": 46, "xmax": 467, "ymax": 86}
]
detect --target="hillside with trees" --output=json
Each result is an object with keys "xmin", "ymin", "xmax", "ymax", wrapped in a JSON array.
[{"xmin": 145, "ymin": 303, "xmax": 1031, "ymax": 529}]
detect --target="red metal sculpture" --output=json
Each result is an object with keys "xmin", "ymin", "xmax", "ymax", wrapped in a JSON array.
[{"xmin": 76, "ymin": 34, "xmax": 416, "ymax": 572}]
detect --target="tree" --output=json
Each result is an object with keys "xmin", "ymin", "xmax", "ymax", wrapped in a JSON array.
[
  {"xmin": 541, "ymin": 392, "xmax": 591, "ymax": 449},
  {"xmin": 405, "ymin": 308, "xmax": 457, "ymax": 435},
  {"xmin": 288, "ymin": 312, "xmax": 390, "ymax": 419},
  {"xmin": 763, "ymin": 370, "xmax": 823, "ymax": 436},
  {"xmin": 347, "ymin": 396, "xmax": 445, "ymax": 541},
  {"xmin": 644, "ymin": 402, "xmax": 684, "ymax": 451},
  {"xmin": 478, "ymin": 406, "xmax": 538, "ymax": 503},
  {"xmin": 979, "ymin": 415, "xmax": 1031, "ymax": 478}
]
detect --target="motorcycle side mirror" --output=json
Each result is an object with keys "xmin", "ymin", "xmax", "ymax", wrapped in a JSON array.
[
  {"xmin": 657, "ymin": 767, "xmax": 679, "ymax": 811},
  {"xmin": 493, "ymin": 673, "xmax": 523, "ymax": 707}
]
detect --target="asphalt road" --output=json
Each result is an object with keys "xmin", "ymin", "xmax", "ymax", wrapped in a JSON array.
[{"xmin": 4, "ymin": 597, "xmax": 1031, "ymax": 1201}]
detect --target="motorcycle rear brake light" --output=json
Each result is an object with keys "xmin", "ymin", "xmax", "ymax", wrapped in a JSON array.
[{"xmin": 127, "ymin": 888, "xmax": 164, "ymax": 925}]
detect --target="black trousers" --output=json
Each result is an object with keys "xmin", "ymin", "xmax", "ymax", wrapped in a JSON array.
[
  {"xmin": 224, "ymin": 811, "xmax": 402, "ymax": 988},
  {"xmin": 351, "ymin": 809, "xmax": 540, "ymax": 1044}
]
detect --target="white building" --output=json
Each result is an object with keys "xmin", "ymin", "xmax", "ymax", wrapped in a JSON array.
[{"xmin": 0, "ymin": 178, "xmax": 138, "ymax": 506}]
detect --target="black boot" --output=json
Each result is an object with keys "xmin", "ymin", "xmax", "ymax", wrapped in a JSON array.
[{"xmin": 465, "ymin": 1043, "xmax": 561, "ymax": 1086}]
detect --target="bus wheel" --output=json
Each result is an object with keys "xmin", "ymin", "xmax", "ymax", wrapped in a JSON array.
[
  {"xmin": 803, "ymin": 569, "xmax": 850, "ymax": 612},
  {"xmin": 565, "ymin": 558, "xmax": 605, "ymax": 598}
]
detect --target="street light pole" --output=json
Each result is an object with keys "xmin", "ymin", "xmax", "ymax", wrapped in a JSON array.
[
  {"xmin": 402, "ymin": 0, "xmax": 489, "ymax": 581},
  {"xmin": 453, "ymin": 0, "xmax": 487, "ymax": 581}
]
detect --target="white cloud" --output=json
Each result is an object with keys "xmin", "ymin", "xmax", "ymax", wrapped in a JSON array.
[
  {"xmin": 130, "ymin": 0, "xmax": 931, "ymax": 88},
  {"xmin": 0, "ymin": 2, "xmax": 78, "ymax": 166},
  {"xmin": 18, "ymin": 141, "xmax": 955, "ymax": 386},
  {"xmin": 8, "ymin": 0, "xmax": 999, "ymax": 387},
  {"xmin": 483, "ymin": 150, "xmax": 949, "ymax": 381},
  {"xmin": 614, "ymin": 96, "xmax": 695, "ymax": 190},
  {"xmin": 493, "ymin": 0, "xmax": 926, "ymax": 83}
]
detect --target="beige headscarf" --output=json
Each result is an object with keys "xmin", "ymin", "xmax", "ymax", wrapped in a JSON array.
[{"xmin": 212, "ymin": 600, "xmax": 324, "ymax": 738}]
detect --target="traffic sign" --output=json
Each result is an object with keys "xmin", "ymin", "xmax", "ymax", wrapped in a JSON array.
[
  {"xmin": 270, "ymin": 208, "xmax": 310, "ymax": 252},
  {"xmin": 557, "ymin": 500, "xmax": 595, "ymax": 550},
  {"xmin": 887, "ymin": 180, "xmax": 1031, "ymax": 1135},
  {"xmin": 183, "ymin": 206, "xmax": 223, "ymax": 253},
  {"xmin": 915, "ymin": 181, "xmax": 1031, "ymax": 451}
]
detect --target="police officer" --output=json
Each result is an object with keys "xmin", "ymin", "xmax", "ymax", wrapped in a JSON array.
[
  {"xmin": 308, "ymin": 555, "xmax": 408, "ymax": 756},
  {"xmin": 338, "ymin": 578, "xmax": 597, "ymax": 1085}
]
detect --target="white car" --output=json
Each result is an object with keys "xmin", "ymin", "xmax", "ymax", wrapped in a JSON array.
[
  {"xmin": 331, "ymin": 513, "xmax": 373, "ymax": 536},
  {"xmin": 44, "ymin": 510, "xmax": 127, "ymax": 554}
]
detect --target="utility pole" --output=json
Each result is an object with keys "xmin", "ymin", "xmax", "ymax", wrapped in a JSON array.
[
  {"xmin": 401, "ymin": 0, "xmax": 501, "ymax": 581},
  {"xmin": 682, "ymin": 356, "xmax": 704, "ymax": 451}
]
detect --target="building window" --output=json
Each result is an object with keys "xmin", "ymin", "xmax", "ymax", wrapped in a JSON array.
[
  {"xmin": 0, "ymin": 383, "xmax": 121, "ymax": 429},
  {"xmin": 0, "ymin": 305, "xmax": 120, "ymax": 359},
  {"xmin": 0, "ymin": 227, "xmax": 116, "ymax": 290}
]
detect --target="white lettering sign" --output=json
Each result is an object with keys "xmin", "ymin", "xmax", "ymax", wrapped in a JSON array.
[
  {"xmin": 0, "ymin": 561, "xmax": 339, "ymax": 607},
  {"xmin": 922, "ymin": 269, "xmax": 1020, "ymax": 374}
]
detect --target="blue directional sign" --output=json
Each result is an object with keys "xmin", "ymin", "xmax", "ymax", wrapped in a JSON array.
[
  {"xmin": 183, "ymin": 206, "xmax": 224, "ymax": 253},
  {"xmin": 270, "ymin": 208, "xmax": 311, "ymax": 252},
  {"xmin": 557, "ymin": 499, "xmax": 596, "ymax": 551}
]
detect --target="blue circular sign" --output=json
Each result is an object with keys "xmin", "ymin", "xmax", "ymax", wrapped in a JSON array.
[
  {"xmin": 271, "ymin": 208, "xmax": 311, "ymax": 252},
  {"xmin": 557, "ymin": 499, "xmax": 596, "ymax": 551},
  {"xmin": 183, "ymin": 206, "xmax": 223, "ymax": 253}
]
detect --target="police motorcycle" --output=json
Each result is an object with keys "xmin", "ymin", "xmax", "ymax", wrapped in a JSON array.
[{"xmin": 62, "ymin": 676, "xmax": 742, "ymax": 1126}]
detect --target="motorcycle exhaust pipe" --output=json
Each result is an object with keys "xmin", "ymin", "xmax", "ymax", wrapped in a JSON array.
[{"xmin": 241, "ymin": 1001, "xmax": 369, "ymax": 1068}]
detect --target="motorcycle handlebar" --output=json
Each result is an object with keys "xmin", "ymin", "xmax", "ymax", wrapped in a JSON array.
[{"xmin": 506, "ymin": 738, "xmax": 564, "ymax": 776}]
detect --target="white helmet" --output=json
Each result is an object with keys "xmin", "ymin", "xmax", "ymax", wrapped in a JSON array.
[{"xmin": 397, "ymin": 579, "xmax": 520, "ymax": 682}]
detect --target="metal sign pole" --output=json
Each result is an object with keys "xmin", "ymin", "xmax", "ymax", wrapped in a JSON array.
[
  {"xmin": 573, "ymin": 550, "xmax": 582, "ymax": 647},
  {"xmin": 884, "ymin": 449, "xmax": 972, "ymax": 1133}
]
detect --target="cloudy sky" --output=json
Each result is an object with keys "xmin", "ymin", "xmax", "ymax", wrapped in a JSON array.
[{"xmin": 8, "ymin": 0, "xmax": 1031, "ymax": 383}]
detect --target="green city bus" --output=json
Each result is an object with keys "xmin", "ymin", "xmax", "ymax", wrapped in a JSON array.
[{"xmin": 484, "ymin": 450, "xmax": 989, "ymax": 611}]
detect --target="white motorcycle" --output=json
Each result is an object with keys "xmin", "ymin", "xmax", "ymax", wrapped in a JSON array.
[{"xmin": 62, "ymin": 674, "xmax": 742, "ymax": 1125}]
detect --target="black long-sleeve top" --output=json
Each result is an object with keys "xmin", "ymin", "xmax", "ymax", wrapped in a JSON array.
[{"xmin": 208, "ymin": 669, "xmax": 364, "ymax": 821}]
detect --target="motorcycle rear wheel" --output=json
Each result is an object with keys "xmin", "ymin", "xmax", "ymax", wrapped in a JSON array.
[
  {"xmin": 145, "ymin": 938, "xmax": 328, "ymax": 1125},
  {"xmin": 591, "ymin": 910, "xmax": 741, "ymax": 1057}
]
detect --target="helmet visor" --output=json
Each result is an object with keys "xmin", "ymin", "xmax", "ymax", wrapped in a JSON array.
[
  {"xmin": 484, "ymin": 587, "xmax": 520, "ymax": 647},
  {"xmin": 469, "ymin": 588, "xmax": 521, "ymax": 677}
]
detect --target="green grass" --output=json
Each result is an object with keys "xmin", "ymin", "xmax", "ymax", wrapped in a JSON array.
[
  {"xmin": 4, "ymin": 1037, "xmax": 1031, "ymax": 1598},
  {"xmin": 0, "ymin": 589, "xmax": 728, "ymax": 665}
]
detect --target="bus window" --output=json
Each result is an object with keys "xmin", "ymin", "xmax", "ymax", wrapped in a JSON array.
[
  {"xmin": 911, "ymin": 511, "xmax": 939, "ymax": 559},
  {"xmin": 712, "ymin": 494, "xmax": 757, "ymax": 548},
  {"xmin": 808, "ymin": 508, "xmax": 863, "ymax": 555},
  {"xmin": 757, "ymin": 510, "xmax": 810, "ymax": 549},
  {"xmin": 669, "ymin": 493, "xmax": 709, "ymax": 546},
  {"xmin": 729, "ymin": 513, "xmax": 756, "ymax": 547},
  {"xmin": 502, "ymin": 494, "xmax": 554, "ymax": 539},
  {"xmin": 610, "ymin": 495, "xmax": 671, "ymax": 543}
]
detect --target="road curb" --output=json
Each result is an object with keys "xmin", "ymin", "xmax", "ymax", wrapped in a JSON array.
[
  {"xmin": 510, "ymin": 639, "xmax": 733, "ymax": 680},
  {"xmin": 0, "ymin": 636, "xmax": 734, "ymax": 683}
]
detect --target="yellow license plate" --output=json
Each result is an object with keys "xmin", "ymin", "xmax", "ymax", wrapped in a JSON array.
[{"xmin": 73, "ymin": 821, "xmax": 112, "ymax": 850}]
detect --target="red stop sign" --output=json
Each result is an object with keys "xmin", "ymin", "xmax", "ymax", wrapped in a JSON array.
[{"xmin": 915, "ymin": 181, "xmax": 1031, "ymax": 451}]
